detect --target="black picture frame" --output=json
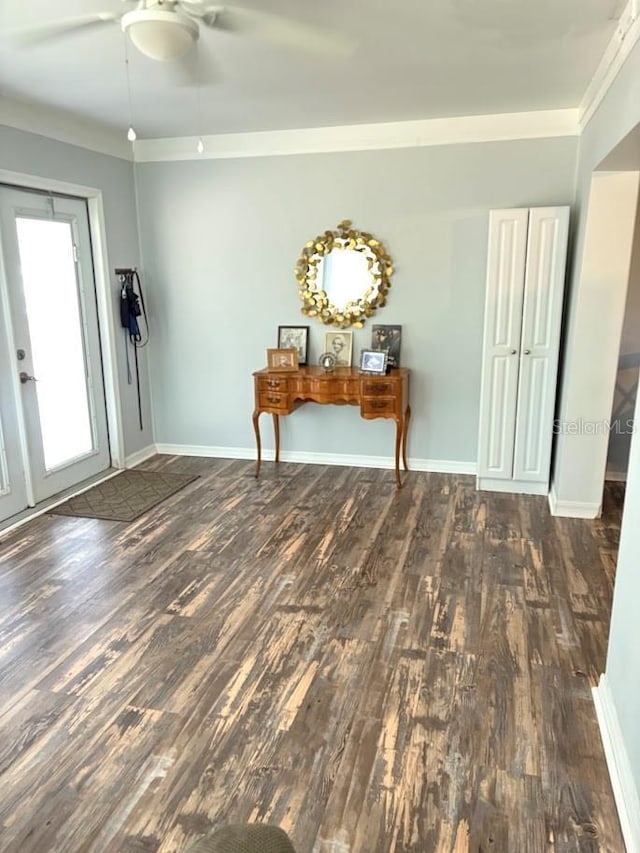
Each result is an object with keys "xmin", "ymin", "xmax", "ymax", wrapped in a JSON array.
[
  {"xmin": 360, "ymin": 349, "xmax": 388, "ymax": 374},
  {"xmin": 277, "ymin": 325, "xmax": 309, "ymax": 365},
  {"xmin": 371, "ymin": 324, "xmax": 402, "ymax": 367}
]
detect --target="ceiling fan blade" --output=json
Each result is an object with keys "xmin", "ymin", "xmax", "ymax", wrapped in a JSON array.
[
  {"xmin": 204, "ymin": 6, "xmax": 354, "ymax": 58},
  {"xmin": 173, "ymin": 43, "xmax": 222, "ymax": 86},
  {"xmin": 5, "ymin": 13, "xmax": 120, "ymax": 47}
]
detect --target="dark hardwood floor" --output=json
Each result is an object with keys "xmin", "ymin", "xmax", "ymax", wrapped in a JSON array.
[{"xmin": 0, "ymin": 457, "xmax": 626, "ymax": 852}]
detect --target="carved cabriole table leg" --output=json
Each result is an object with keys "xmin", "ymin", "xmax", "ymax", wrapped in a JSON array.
[
  {"xmin": 402, "ymin": 404, "xmax": 411, "ymax": 471},
  {"xmin": 272, "ymin": 414, "xmax": 280, "ymax": 464},
  {"xmin": 252, "ymin": 410, "xmax": 262, "ymax": 478},
  {"xmin": 394, "ymin": 417, "xmax": 403, "ymax": 489}
]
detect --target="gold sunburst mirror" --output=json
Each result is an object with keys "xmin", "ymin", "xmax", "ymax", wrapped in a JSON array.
[{"xmin": 295, "ymin": 220, "xmax": 394, "ymax": 328}]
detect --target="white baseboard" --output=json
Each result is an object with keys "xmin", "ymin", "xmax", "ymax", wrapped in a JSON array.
[
  {"xmin": 592, "ymin": 674, "xmax": 640, "ymax": 853},
  {"xmin": 605, "ymin": 470, "xmax": 628, "ymax": 483},
  {"xmin": 153, "ymin": 443, "xmax": 477, "ymax": 475},
  {"xmin": 406, "ymin": 457, "xmax": 476, "ymax": 475},
  {"xmin": 548, "ymin": 482, "xmax": 602, "ymax": 518},
  {"xmin": 476, "ymin": 476, "xmax": 549, "ymax": 496},
  {"xmin": 124, "ymin": 444, "xmax": 158, "ymax": 468},
  {"xmin": 155, "ymin": 443, "xmax": 257, "ymax": 461}
]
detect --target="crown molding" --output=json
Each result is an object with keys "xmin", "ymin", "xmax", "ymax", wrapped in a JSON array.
[
  {"xmin": 133, "ymin": 109, "xmax": 579, "ymax": 163},
  {"xmin": 0, "ymin": 95, "xmax": 133, "ymax": 161},
  {"xmin": 579, "ymin": 0, "xmax": 640, "ymax": 131}
]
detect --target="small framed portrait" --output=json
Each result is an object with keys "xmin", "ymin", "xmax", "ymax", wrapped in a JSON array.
[
  {"xmin": 360, "ymin": 349, "xmax": 388, "ymax": 374},
  {"xmin": 371, "ymin": 324, "xmax": 402, "ymax": 367},
  {"xmin": 267, "ymin": 348, "xmax": 299, "ymax": 371},
  {"xmin": 324, "ymin": 331, "xmax": 353, "ymax": 367},
  {"xmin": 277, "ymin": 325, "xmax": 309, "ymax": 365}
]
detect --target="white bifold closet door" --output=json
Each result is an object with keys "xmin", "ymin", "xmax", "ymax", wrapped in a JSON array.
[
  {"xmin": 477, "ymin": 209, "xmax": 529, "ymax": 481},
  {"xmin": 477, "ymin": 206, "xmax": 570, "ymax": 494}
]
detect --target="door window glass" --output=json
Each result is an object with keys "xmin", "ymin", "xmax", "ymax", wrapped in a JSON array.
[{"xmin": 16, "ymin": 217, "xmax": 94, "ymax": 470}]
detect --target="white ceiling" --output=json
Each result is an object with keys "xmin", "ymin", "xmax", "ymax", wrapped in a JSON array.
[{"xmin": 0, "ymin": 0, "xmax": 626, "ymax": 140}]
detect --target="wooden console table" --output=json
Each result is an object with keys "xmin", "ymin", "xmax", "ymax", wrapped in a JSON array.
[{"xmin": 252, "ymin": 366, "xmax": 411, "ymax": 488}]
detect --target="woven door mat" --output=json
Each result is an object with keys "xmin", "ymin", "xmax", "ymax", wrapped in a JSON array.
[{"xmin": 50, "ymin": 470, "xmax": 198, "ymax": 522}]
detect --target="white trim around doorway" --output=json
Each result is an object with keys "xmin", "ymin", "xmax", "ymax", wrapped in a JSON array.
[{"xmin": 0, "ymin": 168, "xmax": 126, "ymax": 478}]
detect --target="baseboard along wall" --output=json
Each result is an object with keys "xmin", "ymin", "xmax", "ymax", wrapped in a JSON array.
[
  {"xmin": 592, "ymin": 675, "xmax": 640, "ymax": 853},
  {"xmin": 548, "ymin": 482, "xmax": 602, "ymax": 518},
  {"xmin": 152, "ymin": 443, "xmax": 477, "ymax": 476}
]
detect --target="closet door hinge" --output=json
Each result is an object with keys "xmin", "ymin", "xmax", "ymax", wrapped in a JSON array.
[{"xmin": 72, "ymin": 243, "xmax": 78, "ymax": 263}]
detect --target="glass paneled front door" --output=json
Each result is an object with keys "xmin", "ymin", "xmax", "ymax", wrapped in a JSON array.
[{"xmin": 0, "ymin": 187, "xmax": 110, "ymax": 522}]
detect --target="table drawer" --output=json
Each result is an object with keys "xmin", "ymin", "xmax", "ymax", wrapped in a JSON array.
[
  {"xmin": 306, "ymin": 377, "xmax": 360, "ymax": 398},
  {"xmin": 362, "ymin": 379, "xmax": 395, "ymax": 396},
  {"xmin": 259, "ymin": 391, "xmax": 290, "ymax": 410},
  {"xmin": 258, "ymin": 375, "xmax": 290, "ymax": 392},
  {"xmin": 361, "ymin": 396, "xmax": 396, "ymax": 415}
]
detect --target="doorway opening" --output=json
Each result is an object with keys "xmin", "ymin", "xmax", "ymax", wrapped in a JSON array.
[{"xmin": 606, "ymin": 201, "xmax": 640, "ymax": 486}]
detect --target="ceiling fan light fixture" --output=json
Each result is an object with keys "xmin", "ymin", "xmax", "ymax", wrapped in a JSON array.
[{"xmin": 121, "ymin": 9, "xmax": 199, "ymax": 61}]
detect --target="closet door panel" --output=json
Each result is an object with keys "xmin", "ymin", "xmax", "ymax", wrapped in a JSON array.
[
  {"xmin": 477, "ymin": 209, "xmax": 529, "ymax": 480},
  {"xmin": 513, "ymin": 355, "xmax": 549, "ymax": 478},
  {"xmin": 513, "ymin": 207, "xmax": 570, "ymax": 482}
]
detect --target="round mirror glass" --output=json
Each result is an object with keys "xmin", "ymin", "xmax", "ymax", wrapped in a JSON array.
[
  {"xmin": 296, "ymin": 220, "xmax": 394, "ymax": 328},
  {"xmin": 317, "ymin": 249, "xmax": 371, "ymax": 312}
]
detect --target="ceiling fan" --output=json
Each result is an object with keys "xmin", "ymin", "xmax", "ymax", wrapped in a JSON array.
[{"xmin": 8, "ymin": 0, "xmax": 351, "ymax": 65}]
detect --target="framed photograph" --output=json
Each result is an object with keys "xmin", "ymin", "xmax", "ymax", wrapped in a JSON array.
[
  {"xmin": 324, "ymin": 331, "xmax": 353, "ymax": 367},
  {"xmin": 371, "ymin": 324, "xmax": 402, "ymax": 367},
  {"xmin": 277, "ymin": 325, "xmax": 309, "ymax": 365},
  {"xmin": 360, "ymin": 349, "xmax": 388, "ymax": 374},
  {"xmin": 267, "ymin": 348, "xmax": 299, "ymax": 371}
]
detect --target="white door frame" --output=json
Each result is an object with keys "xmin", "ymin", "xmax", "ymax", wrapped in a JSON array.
[
  {"xmin": 0, "ymin": 168, "xmax": 126, "ymax": 507},
  {"xmin": 550, "ymin": 170, "xmax": 640, "ymax": 517}
]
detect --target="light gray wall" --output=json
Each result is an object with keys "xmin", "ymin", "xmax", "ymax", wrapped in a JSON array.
[
  {"xmin": 607, "ymin": 379, "xmax": 640, "ymax": 823},
  {"xmin": 553, "ymin": 36, "xmax": 640, "ymax": 826},
  {"xmin": 0, "ymin": 125, "xmax": 153, "ymax": 458},
  {"xmin": 135, "ymin": 137, "xmax": 577, "ymax": 464}
]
